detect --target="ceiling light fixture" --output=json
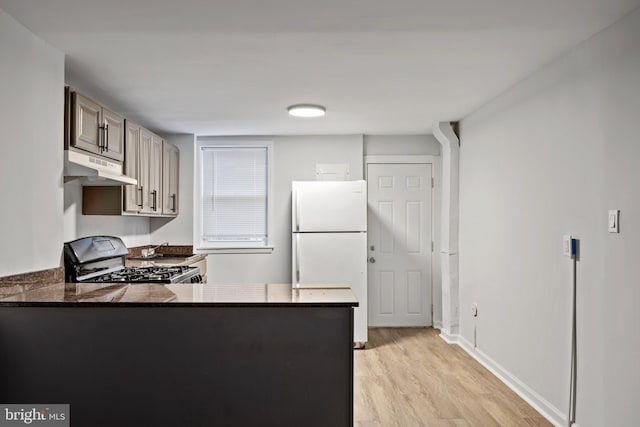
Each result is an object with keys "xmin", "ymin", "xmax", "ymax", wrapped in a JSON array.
[{"xmin": 287, "ymin": 104, "xmax": 326, "ymax": 118}]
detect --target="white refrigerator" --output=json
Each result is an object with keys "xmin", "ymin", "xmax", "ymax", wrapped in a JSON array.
[{"xmin": 292, "ymin": 180, "xmax": 368, "ymax": 345}]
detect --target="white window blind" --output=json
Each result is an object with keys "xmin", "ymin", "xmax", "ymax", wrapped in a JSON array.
[{"xmin": 201, "ymin": 147, "xmax": 268, "ymax": 245}]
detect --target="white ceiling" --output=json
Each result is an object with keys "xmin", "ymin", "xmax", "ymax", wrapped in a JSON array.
[{"xmin": 1, "ymin": 0, "xmax": 639, "ymax": 135}]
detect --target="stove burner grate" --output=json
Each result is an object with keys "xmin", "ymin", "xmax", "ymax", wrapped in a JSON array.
[{"xmin": 79, "ymin": 266, "xmax": 201, "ymax": 284}]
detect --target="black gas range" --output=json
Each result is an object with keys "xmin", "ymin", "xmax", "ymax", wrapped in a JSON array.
[{"xmin": 64, "ymin": 236, "xmax": 202, "ymax": 284}]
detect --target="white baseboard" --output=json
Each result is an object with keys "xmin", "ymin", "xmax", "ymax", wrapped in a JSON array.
[
  {"xmin": 441, "ymin": 333, "xmax": 567, "ymax": 427},
  {"xmin": 438, "ymin": 328, "xmax": 458, "ymax": 344},
  {"xmin": 433, "ymin": 320, "xmax": 443, "ymax": 330}
]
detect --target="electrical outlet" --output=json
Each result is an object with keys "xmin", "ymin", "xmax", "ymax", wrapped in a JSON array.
[{"xmin": 471, "ymin": 303, "xmax": 478, "ymax": 317}]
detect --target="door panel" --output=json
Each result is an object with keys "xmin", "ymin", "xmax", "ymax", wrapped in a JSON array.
[
  {"xmin": 102, "ymin": 107, "xmax": 125, "ymax": 161},
  {"xmin": 406, "ymin": 202, "xmax": 422, "ymax": 252},
  {"xmin": 162, "ymin": 142, "xmax": 179, "ymax": 215},
  {"xmin": 149, "ymin": 135, "xmax": 163, "ymax": 214},
  {"xmin": 139, "ymin": 129, "xmax": 152, "ymax": 213},
  {"xmin": 123, "ymin": 122, "xmax": 140, "ymax": 213},
  {"xmin": 407, "ymin": 271, "xmax": 422, "ymax": 314},
  {"xmin": 379, "ymin": 201, "xmax": 394, "ymax": 253},
  {"xmin": 292, "ymin": 181, "xmax": 366, "ymax": 232},
  {"xmin": 380, "ymin": 272, "xmax": 394, "ymax": 314},
  {"xmin": 368, "ymin": 163, "xmax": 433, "ymax": 327},
  {"xmin": 73, "ymin": 93, "xmax": 101, "ymax": 155}
]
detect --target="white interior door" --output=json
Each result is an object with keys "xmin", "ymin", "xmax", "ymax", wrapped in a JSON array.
[{"xmin": 367, "ymin": 163, "xmax": 433, "ymax": 327}]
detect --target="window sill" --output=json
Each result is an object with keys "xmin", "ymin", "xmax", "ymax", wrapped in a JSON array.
[{"xmin": 195, "ymin": 246, "xmax": 275, "ymax": 255}]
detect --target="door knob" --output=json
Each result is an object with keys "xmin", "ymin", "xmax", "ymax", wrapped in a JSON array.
[{"xmin": 369, "ymin": 257, "xmax": 376, "ymax": 263}]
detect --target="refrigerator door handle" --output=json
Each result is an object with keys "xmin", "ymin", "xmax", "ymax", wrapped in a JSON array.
[
  {"xmin": 295, "ymin": 194, "xmax": 300, "ymax": 231},
  {"xmin": 295, "ymin": 233, "xmax": 300, "ymax": 284}
]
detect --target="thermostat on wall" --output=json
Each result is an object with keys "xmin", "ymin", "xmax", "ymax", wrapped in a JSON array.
[{"xmin": 316, "ymin": 163, "xmax": 350, "ymax": 181}]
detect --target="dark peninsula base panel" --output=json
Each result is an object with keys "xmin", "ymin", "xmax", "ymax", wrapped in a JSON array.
[{"xmin": 0, "ymin": 306, "xmax": 354, "ymax": 427}]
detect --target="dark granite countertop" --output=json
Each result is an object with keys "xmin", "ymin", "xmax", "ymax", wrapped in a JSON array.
[{"xmin": 0, "ymin": 282, "xmax": 359, "ymax": 307}]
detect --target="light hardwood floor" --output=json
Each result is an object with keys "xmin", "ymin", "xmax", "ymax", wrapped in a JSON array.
[{"xmin": 354, "ymin": 328, "xmax": 552, "ymax": 427}]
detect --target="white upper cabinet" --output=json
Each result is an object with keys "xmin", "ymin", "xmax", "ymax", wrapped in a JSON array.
[
  {"xmin": 137, "ymin": 128, "xmax": 163, "ymax": 215},
  {"xmin": 138, "ymin": 128, "xmax": 153, "ymax": 214},
  {"xmin": 123, "ymin": 121, "xmax": 141, "ymax": 213},
  {"xmin": 162, "ymin": 141, "xmax": 179, "ymax": 216},
  {"xmin": 102, "ymin": 107, "xmax": 125, "ymax": 162},
  {"xmin": 149, "ymin": 134, "xmax": 163, "ymax": 215},
  {"xmin": 73, "ymin": 93, "xmax": 101, "ymax": 154},
  {"xmin": 71, "ymin": 92, "xmax": 124, "ymax": 162},
  {"xmin": 72, "ymin": 89, "xmax": 180, "ymax": 218}
]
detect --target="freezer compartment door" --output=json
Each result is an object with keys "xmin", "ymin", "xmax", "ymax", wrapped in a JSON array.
[
  {"xmin": 292, "ymin": 181, "xmax": 367, "ymax": 232},
  {"xmin": 292, "ymin": 232, "xmax": 368, "ymax": 343}
]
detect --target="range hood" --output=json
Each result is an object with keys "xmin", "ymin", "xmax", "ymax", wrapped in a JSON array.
[{"xmin": 64, "ymin": 150, "xmax": 137, "ymax": 186}]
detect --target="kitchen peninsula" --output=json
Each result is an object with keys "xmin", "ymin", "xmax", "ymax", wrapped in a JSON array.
[{"xmin": 0, "ymin": 283, "xmax": 358, "ymax": 427}]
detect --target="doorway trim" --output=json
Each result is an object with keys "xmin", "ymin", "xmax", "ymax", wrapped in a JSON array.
[{"xmin": 364, "ymin": 155, "xmax": 441, "ymax": 327}]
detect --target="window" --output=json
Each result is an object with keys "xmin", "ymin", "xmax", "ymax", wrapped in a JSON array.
[{"xmin": 195, "ymin": 139, "xmax": 273, "ymax": 252}]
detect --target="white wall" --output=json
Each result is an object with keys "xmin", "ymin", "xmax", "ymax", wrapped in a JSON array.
[
  {"xmin": 459, "ymin": 7, "xmax": 640, "ymax": 426},
  {"xmin": 0, "ymin": 9, "xmax": 65, "ymax": 276},
  {"xmin": 62, "ymin": 182, "xmax": 151, "ymax": 248},
  {"xmin": 197, "ymin": 135, "xmax": 364, "ymax": 284},
  {"xmin": 364, "ymin": 134, "xmax": 440, "ymax": 156}
]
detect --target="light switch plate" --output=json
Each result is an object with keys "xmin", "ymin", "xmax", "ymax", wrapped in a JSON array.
[
  {"xmin": 608, "ymin": 210, "xmax": 620, "ymax": 233},
  {"xmin": 563, "ymin": 235, "xmax": 573, "ymax": 257}
]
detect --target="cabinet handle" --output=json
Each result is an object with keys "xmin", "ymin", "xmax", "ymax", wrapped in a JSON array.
[
  {"xmin": 137, "ymin": 187, "xmax": 143, "ymax": 208},
  {"xmin": 171, "ymin": 194, "xmax": 176, "ymax": 212},
  {"xmin": 98, "ymin": 124, "xmax": 107, "ymax": 152},
  {"xmin": 104, "ymin": 122, "xmax": 109, "ymax": 152},
  {"xmin": 151, "ymin": 190, "xmax": 157, "ymax": 211}
]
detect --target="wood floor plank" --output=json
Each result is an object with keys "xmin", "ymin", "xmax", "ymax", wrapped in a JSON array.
[{"xmin": 354, "ymin": 328, "xmax": 553, "ymax": 427}]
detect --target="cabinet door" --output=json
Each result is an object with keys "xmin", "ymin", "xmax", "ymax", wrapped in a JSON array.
[
  {"xmin": 72, "ymin": 93, "xmax": 102, "ymax": 155},
  {"xmin": 123, "ymin": 122, "xmax": 140, "ymax": 213},
  {"xmin": 102, "ymin": 107, "xmax": 125, "ymax": 162},
  {"xmin": 149, "ymin": 134, "xmax": 163, "ymax": 214},
  {"xmin": 139, "ymin": 128, "xmax": 153, "ymax": 214},
  {"xmin": 162, "ymin": 142, "xmax": 179, "ymax": 215}
]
